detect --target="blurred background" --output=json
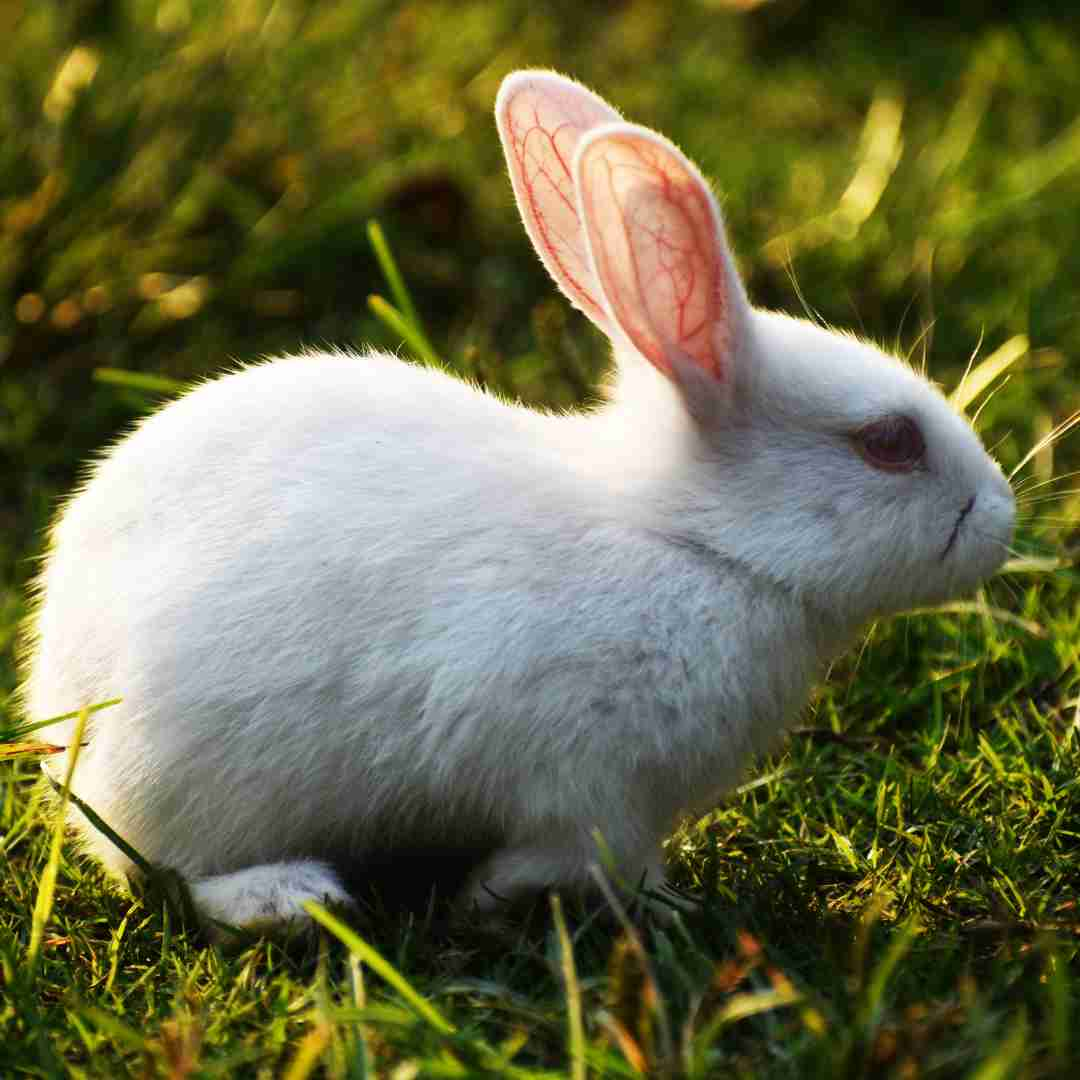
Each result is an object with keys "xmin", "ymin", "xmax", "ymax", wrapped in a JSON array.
[{"xmin": 2, "ymin": 0, "xmax": 1079, "ymax": 701}]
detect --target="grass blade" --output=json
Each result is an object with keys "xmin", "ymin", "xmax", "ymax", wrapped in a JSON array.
[
  {"xmin": 73, "ymin": 1002, "xmax": 153, "ymax": 1053},
  {"xmin": 965, "ymin": 1013, "xmax": 1028, "ymax": 1080},
  {"xmin": 282, "ymin": 1023, "xmax": 332, "ymax": 1080},
  {"xmin": 0, "ymin": 697, "xmax": 121, "ymax": 744},
  {"xmin": 857, "ymin": 916, "xmax": 920, "ymax": 1034},
  {"xmin": 93, "ymin": 368, "xmax": 188, "ymax": 395},
  {"xmin": 367, "ymin": 295, "xmax": 444, "ymax": 370},
  {"xmin": 303, "ymin": 901, "xmax": 455, "ymax": 1036},
  {"xmin": 907, "ymin": 601, "xmax": 1045, "ymax": 636},
  {"xmin": 367, "ymin": 220, "xmax": 443, "ymax": 369},
  {"xmin": 367, "ymin": 220, "xmax": 423, "ymax": 333},
  {"xmin": 1, "ymin": 742, "xmax": 65, "ymax": 760},
  {"xmin": 589, "ymin": 864, "xmax": 673, "ymax": 1071},
  {"xmin": 949, "ymin": 334, "xmax": 1028, "ymax": 413},
  {"xmin": 43, "ymin": 771, "xmax": 155, "ymax": 878},
  {"xmin": 1044, "ymin": 941, "xmax": 1069, "ymax": 1069},
  {"xmin": 550, "ymin": 894, "xmax": 586, "ymax": 1080},
  {"xmin": 26, "ymin": 706, "xmax": 89, "ymax": 974},
  {"xmin": 693, "ymin": 986, "xmax": 803, "ymax": 1051}
]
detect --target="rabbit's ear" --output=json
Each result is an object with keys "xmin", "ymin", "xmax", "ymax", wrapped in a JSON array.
[
  {"xmin": 574, "ymin": 124, "xmax": 746, "ymax": 388},
  {"xmin": 496, "ymin": 71, "xmax": 622, "ymax": 333}
]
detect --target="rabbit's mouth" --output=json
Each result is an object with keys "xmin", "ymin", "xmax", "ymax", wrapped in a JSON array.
[{"xmin": 941, "ymin": 495, "xmax": 976, "ymax": 561}]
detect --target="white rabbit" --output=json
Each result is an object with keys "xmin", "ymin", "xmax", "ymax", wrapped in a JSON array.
[{"xmin": 23, "ymin": 71, "xmax": 1015, "ymax": 936}]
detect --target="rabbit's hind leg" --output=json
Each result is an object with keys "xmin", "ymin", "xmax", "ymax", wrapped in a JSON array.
[
  {"xmin": 188, "ymin": 859, "xmax": 353, "ymax": 942},
  {"xmin": 459, "ymin": 842, "xmax": 669, "ymax": 915}
]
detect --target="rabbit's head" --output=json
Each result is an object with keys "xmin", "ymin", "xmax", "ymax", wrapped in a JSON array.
[{"xmin": 497, "ymin": 71, "xmax": 1015, "ymax": 627}]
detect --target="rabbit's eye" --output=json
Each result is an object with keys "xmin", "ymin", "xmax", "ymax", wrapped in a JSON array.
[{"xmin": 855, "ymin": 415, "xmax": 926, "ymax": 472}]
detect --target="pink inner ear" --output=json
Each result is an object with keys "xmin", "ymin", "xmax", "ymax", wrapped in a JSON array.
[
  {"xmin": 577, "ymin": 131, "xmax": 727, "ymax": 380},
  {"xmin": 499, "ymin": 77, "xmax": 619, "ymax": 329}
]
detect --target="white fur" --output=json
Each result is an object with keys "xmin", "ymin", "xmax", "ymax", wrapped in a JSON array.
[
  {"xmin": 22, "ymin": 71, "xmax": 1015, "ymax": 935},
  {"xmin": 191, "ymin": 860, "xmax": 354, "ymax": 941}
]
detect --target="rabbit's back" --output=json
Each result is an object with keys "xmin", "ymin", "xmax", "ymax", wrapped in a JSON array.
[{"xmin": 30, "ymin": 352, "xmax": 550, "ymax": 711}]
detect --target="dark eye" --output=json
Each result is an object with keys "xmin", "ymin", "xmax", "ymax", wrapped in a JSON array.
[{"xmin": 855, "ymin": 415, "xmax": 926, "ymax": 472}]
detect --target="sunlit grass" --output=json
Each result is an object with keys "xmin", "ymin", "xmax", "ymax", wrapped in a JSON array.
[{"xmin": 3, "ymin": 594, "xmax": 1077, "ymax": 1075}]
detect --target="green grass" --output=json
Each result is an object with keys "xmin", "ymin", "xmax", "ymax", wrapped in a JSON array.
[
  {"xmin": 3, "ymin": 605, "xmax": 1078, "ymax": 1076},
  {"xmin": 3, "ymin": 1, "xmax": 1080, "ymax": 1076}
]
